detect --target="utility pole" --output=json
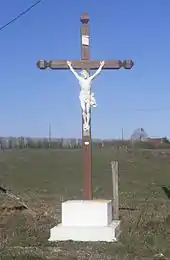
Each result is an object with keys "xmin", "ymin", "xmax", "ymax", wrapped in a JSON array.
[
  {"xmin": 49, "ymin": 123, "xmax": 51, "ymax": 148},
  {"xmin": 121, "ymin": 128, "xmax": 124, "ymax": 140}
]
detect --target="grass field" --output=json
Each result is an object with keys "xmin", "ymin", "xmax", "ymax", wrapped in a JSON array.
[{"xmin": 0, "ymin": 149, "xmax": 170, "ymax": 259}]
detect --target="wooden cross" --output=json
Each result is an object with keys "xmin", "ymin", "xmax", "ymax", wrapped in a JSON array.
[{"xmin": 36, "ymin": 13, "xmax": 134, "ymax": 200}]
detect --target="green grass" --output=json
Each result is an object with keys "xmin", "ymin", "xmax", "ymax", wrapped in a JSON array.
[{"xmin": 0, "ymin": 149, "xmax": 170, "ymax": 259}]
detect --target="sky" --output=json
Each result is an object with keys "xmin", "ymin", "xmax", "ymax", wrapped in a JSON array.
[{"xmin": 0, "ymin": 0, "xmax": 170, "ymax": 139}]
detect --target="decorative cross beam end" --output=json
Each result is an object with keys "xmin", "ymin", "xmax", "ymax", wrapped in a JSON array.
[
  {"xmin": 36, "ymin": 60, "xmax": 48, "ymax": 69},
  {"xmin": 80, "ymin": 13, "xmax": 89, "ymax": 24},
  {"xmin": 122, "ymin": 60, "xmax": 134, "ymax": 69}
]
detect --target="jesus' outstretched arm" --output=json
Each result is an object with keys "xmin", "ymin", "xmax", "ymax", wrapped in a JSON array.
[
  {"xmin": 89, "ymin": 61, "xmax": 105, "ymax": 81},
  {"xmin": 67, "ymin": 61, "xmax": 80, "ymax": 80}
]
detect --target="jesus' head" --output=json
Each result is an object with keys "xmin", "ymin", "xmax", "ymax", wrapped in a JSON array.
[{"xmin": 80, "ymin": 69, "xmax": 89, "ymax": 79}]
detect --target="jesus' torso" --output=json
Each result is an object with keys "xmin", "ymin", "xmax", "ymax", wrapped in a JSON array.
[{"xmin": 79, "ymin": 78, "xmax": 92, "ymax": 99}]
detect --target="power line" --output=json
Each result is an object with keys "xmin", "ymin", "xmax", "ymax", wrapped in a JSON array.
[{"xmin": 0, "ymin": 0, "xmax": 43, "ymax": 32}]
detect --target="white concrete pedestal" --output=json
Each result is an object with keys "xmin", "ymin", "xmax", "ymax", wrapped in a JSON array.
[{"xmin": 48, "ymin": 200, "xmax": 121, "ymax": 242}]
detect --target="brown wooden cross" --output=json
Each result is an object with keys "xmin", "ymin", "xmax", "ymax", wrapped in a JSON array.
[{"xmin": 36, "ymin": 13, "xmax": 134, "ymax": 200}]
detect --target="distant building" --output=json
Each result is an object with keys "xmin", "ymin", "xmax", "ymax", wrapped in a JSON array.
[
  {"xmin": 147, "ymin": 138, "xmax": 163, "ymax": 144},
  {"xmin": 131, "ymin": 128, "xmax": 148, "ymax": 141}
]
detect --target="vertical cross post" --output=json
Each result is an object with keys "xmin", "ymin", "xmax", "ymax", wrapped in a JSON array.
[{"xmin": 80, "ymin": 13, "xmax": 92, "ymax": 200}]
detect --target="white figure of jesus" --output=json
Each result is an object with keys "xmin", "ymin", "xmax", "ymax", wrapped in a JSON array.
[{"xmin": 67, "ymin": 60, "xmax": 105, "ymax": 131}]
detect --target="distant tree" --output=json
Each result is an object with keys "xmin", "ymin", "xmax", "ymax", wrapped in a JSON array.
[
  {"xmin": 162, "ymin": 137, "xmax": 169, "ymax": 143},
  {"xmin": 42, "ymin": 138, "xmax": 49, "ymax": 149},
  {"xmin": 8, "ymin": 138, "xmax": 13, "ymax": 149},
  {"xmin": 19, "ymin": 137, "xmax": 25, "ymax": 149}
]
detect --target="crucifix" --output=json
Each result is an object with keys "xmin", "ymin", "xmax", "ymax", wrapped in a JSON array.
[{"xmin": 36, "ymin": 13, "xmax": 134, "ymax": 200}]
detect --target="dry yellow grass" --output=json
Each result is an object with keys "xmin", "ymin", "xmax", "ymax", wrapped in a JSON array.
[{"xmin": 0, "ymin": 149, "xmax": 170, "ymax": 259}]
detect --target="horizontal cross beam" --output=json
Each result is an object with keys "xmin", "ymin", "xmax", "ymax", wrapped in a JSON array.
[{"xmin": 37, "ymin": 60, "xmax": 134, "ymax": 70}]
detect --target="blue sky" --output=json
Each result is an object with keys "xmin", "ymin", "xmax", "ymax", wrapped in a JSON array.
[{"xmin": 0, "ymin": 0, "xmax": 170, "ymax": 139}]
